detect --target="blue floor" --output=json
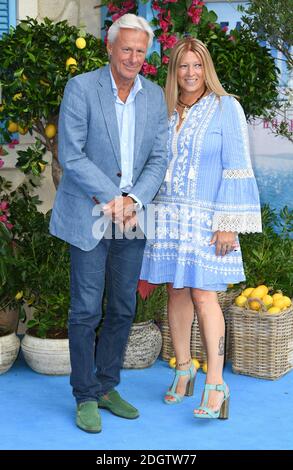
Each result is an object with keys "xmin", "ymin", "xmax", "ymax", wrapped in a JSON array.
[{"xmin": 1, "ymin": 350, "xmax": 293, "ymax": 450}]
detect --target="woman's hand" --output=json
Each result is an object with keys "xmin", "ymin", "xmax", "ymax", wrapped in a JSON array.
[{"xmin": 210, "ymin": 231, "xmax": 238, "ymax": 256}]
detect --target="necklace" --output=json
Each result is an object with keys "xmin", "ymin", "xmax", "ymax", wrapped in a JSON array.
[{"xmin": 177, "ymin": 87, "xmax": 207, "ymax": 120}]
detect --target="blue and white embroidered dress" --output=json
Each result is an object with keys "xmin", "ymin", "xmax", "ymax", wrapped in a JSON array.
[{"xmin": 140, "ymin": 93, "xmax": 262, "ymax": 291}]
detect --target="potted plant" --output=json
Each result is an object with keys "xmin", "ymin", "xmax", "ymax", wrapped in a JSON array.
[
  {"xmin": 0, "ymin": 176, "xmax": 36, "ymax": 373},
  {"xmin": 19, "ymin": 209, "xmax": 71, "ymax": 375},
  {"xmin": 0, "ymin": 175, "xmax": 70, "ymax": 374},
  {"xmin": 123, "ymin": 282, "xmax": 167, "ymax": 369}
]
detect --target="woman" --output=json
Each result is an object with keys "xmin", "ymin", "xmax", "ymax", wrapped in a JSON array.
[{"xmin": 140, "ymin": 38, "xmax": 262, "ymax": 419}]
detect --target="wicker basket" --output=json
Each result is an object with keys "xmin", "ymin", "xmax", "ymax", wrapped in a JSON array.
[
  {"xmin": 160, "ymin": 289, "xmax": 241, "ymax": 363},
  {"xmin": 231, "ymin": 302, "xmax": 293, "ymax": 380}
]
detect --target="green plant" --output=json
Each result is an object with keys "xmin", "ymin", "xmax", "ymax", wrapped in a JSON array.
[
  {"xmin": 240, "ymin": 205, "xmax": 293, "ymax": 296},
  {"xmin": 239, "ymin": 0, "xmax": 293, "ymax": 141},
  {"xmin": 135, "ymin": 283, "xmax": 167, "ymax": 323},
  {"xmin": 239, "ymin": 0, "xmax": 293, "ymax": 69},
  {"xmin": 0, "ymin": 17, "xmax": 108, "ymax": 186},
  {"xmin": 18, "ymin": 209, "xmax": 70, "ymax": 339},
  {"xmin": 0, "ymin": 175, "xmax": 70, "ymax": 338},
  {"xmin": 0, "ymin": 175, "xmax": 42, "ymax": 319},
  {"xmin": 16, "ymin": 138, "xmax": 47, "ymax": 176}
]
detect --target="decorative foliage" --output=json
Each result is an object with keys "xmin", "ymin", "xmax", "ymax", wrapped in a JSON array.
[
  {"xmin": 135, "ymin": 282, "xmax": 167, "ymax": 323},
  {"xmin": 239, "ymin": 0, "xmax": 293, "ymax": 142},
  {"xmin": 0, "ymin": 175, "xmax": 70, "ymax": 337},
  {"xmin": 240, "ymin": 205, "xmax": 293, "ymax": 297},
  {"xmin": 0, "ymin": 17, "xmax": 108, "ymax": 185}
]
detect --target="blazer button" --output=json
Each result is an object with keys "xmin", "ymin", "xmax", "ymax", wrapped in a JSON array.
[
  {"xmin": 92, "ymin": 196, "xmax": 100, "ymax": 204},
  {"xmin": 117, "ymin": 172, "xmax": 122, "ymax": 177}
]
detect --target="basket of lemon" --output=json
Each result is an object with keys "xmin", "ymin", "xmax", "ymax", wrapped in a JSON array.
[{"xmin": 230, "ymin": 285, "xmax": 293, "ymax": 379}]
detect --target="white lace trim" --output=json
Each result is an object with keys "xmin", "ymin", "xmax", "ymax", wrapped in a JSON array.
[
  {"xmin": 212, "ymin": 212, "xmax": 262, "ymax": 233},
  {"xmin": 223, "ymin": 168, "xmax": 254, "ymax": 179}
]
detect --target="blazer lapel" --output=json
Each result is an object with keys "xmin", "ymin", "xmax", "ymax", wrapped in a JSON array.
[
  {"xmin": 97, "ymin": 66, "xmax": 121, "ymax": 169},
  {"xmin": 134, "ymin": 86, "xmax": 147, "ymax": 162}
]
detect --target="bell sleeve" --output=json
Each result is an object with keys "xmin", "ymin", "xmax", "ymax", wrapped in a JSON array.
[{"xmin": 212, "ymin": 96, "xmax": 262, "ymax": 234}]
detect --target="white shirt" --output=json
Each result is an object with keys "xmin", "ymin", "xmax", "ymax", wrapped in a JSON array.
[{"xmin": 110, "ymin": 69, "xmax": 143, "ymax": 208}]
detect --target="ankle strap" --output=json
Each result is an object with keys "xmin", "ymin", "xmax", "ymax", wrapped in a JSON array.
[{"xmin": 205, "ymin": 383, "xmax": 226, "ymax": 392}]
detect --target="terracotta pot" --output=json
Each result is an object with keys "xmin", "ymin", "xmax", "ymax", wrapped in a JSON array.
[{"xmin": 0, "ymin": 308, "xmax": 19, "ymax": 336}]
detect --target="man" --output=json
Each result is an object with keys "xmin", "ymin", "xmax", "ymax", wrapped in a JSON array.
[{"xmin": 49, "ymin": 14, "xmax": 168, "ymax": 433}]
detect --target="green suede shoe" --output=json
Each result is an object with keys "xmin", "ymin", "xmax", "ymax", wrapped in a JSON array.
[
  {"xmin": 98, "ymin": 390, "xmax": 139, "ymax": 419},
  {"xmin": 76, "ymin": 401, "xmax": 102, "ymax": 433}
]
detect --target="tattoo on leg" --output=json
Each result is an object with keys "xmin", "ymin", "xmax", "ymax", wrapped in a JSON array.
[{"xmin": 218, "ymin": 336, "xmax": 224, "ymax": 356}]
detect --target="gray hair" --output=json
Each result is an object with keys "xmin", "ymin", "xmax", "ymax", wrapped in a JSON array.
[{"xmin": 107, "ymin": 13, "xmax": 154, "ymax": 49}]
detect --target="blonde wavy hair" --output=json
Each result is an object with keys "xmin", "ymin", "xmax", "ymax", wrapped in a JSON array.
[{"xmin": 165, "ymin": 37, "xmax": 234, "ymax": 117}]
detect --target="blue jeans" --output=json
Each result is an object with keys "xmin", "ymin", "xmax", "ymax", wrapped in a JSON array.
[{"xmin": 69, "ymin": 231, "xmax": 146, "ymax": 404}]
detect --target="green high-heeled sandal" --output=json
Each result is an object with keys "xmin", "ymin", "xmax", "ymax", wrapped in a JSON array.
[
  {"xmin": 193, "ymin": 382, "xmax": 230, "ymax": 419},
  {"xmin": 164, "ymin": 363, "xmax": 196, "ymax": 405}
]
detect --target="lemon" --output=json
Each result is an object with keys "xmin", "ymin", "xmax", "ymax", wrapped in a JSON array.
[
  {"xmin": 192, "ymin": 358, "xmax": 200, "ymax": 370},
  {"xmin": 15, "ymin": 291, "xmax": 23, "ymax": 300},
  {"xmin": 282, "ymin": 296, "xmax": 292, "ymax": 308},
  {"xmin": 12, "ymin": 92, "xmax": 22, "ymax": 101},
  {"xmin": 235, "ymin": 295, "xmax": 247, "ymax": 307},
  {"xmin": 21, "ymin": 74, "xmax": 28, "ymax": 81},
  {"xmin": 40, "ymin": 79, "xmax": 50, "ymax": 87},
  {"xmin": 272, "ymin": 293, "xmax": 283, "ymax": 301},
  {"xmin": 262, "ymin": 294, "xmax": 273, "ymax": 309},
  {"xmin": 45, "ymin": 123, "xmax": 57, "ymax": 139},
  {"xmin": 168, "ymin": 357, "xmax": 176, "ymax": 368},
  {"xmin": 27, "ymin": 295, "xmax": 35, "ymax": 306},
  {"xmin": 0, "ymin": 103, "xmax": 4, "ymax": 112},
  {"xmin": 38, "ymin": 162, "xmax": 46, "ymax": 172},
  {"xmin": 202, "ymin": 362, "xmax": 208, "ymax": 374},
  {"xmin": 18, "ymin": 125, "xmax": 28, "ymax": 135},
  {"xmin": 7, "ymin": 121, "xmax": 18, "ymax": 133},
  {"xmin": 242, "ymin": 287, "xmax": 254, "ymax": 297},
  {"xmin": 66, "ymin": 57, "xmax": 77, "ymax": 72},
  {"xmin": 249, "ymin": 285, "xmax": 268, "ymax": 299},
  {"xmin": 248, "ymin": 300, "xmax": 261, "ymax": 311},
  {"xmin": 76, "ymin": 37, "xmax": 86, "ymax": 49},
  {"xmin": 268, "ymin": 307, "xmax": 281, "ymax": 315},
  {"xmin": 273, "ymin": 298, "xmax": 286, "ymax": 310}
]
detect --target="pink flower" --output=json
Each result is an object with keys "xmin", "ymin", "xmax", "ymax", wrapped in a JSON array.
[
  {"xmin": 109, "ymin": 0, "xmax": 135, "ymax": 22},
  {"xmin": 158, "ymin": 33, "xmax": 178, "ymax": 51},
  {"xmin": 5, "ymin": 223, "xmax": 13, "ymax": 230},
  {"xmin": 142, "ymin": 62, "xmax": 158, "ymax": 76},
  {"xmin": 187, "ymin": 6, "xmax": 203, "ymax": 24},
  {"xmin": 108, "ymin": 3, "xmax": 120, "ymax": 13},
  {"xmin": 159, "ymin": 10, "xmax": 172, "ymax": 33},
  {"xmin": 0, "ymin": 214, "xmax": 7, "ymax": 222},
  {"xmin": 122, "ymin": 1, "xmax": 136, "ymax": 10},
  {"xmin": 0, "ymin": 201, "xmax": 9, "ymax": 211},
  {"xmin": 0, "ymin": 159, "xmax": 4, "ymax": 169},
  {"xmin": 152, "ymin": 1, "xmax": 164, "ymax": 12},
  {"xmin": 221, "ymin": 26, "xmax": 229, "ymax": 33},
  {"xmin": 162, "ymin": 55, "xmax": 169, "ymax": 64},
  {"xmin": 228, "ymin": 35, "xmax": 236, "ymax": 42}
]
